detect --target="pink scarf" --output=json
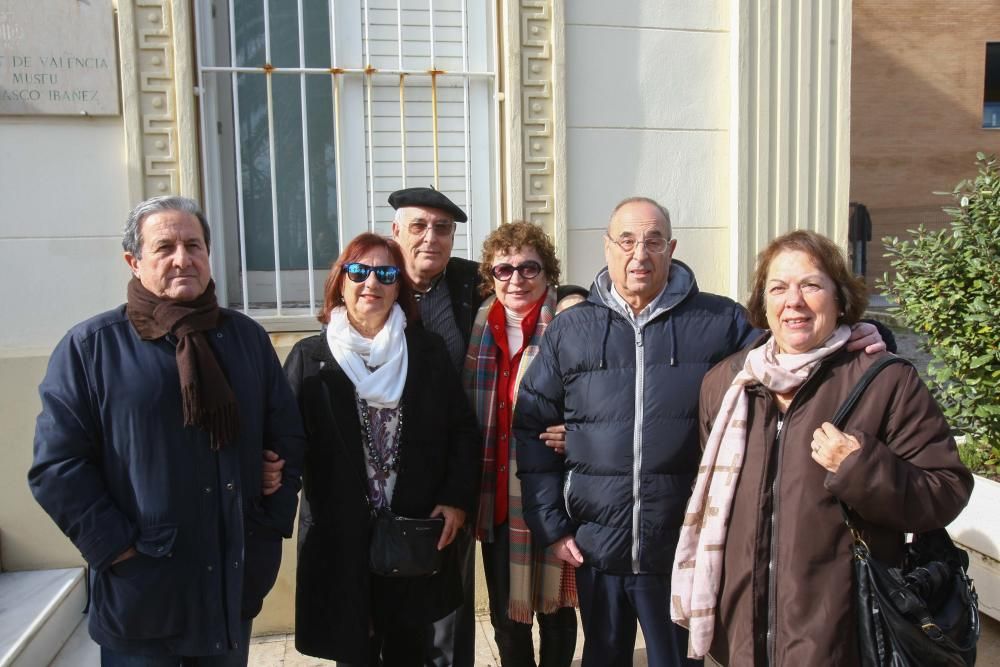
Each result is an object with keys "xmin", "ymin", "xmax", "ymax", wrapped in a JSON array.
[{"xmin": 670, "ymin": 325, "xmax": 851, "ymax": 658}]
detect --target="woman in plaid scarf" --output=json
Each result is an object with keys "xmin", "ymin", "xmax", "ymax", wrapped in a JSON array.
[{"xmin": 463, "ymin": 222, "xmax": 580, "ymax": 667}]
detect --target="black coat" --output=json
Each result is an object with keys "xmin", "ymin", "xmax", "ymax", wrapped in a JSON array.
[
  {"xmin": 443, "ymin": 256, "xmax": 483, "ymax": 348},
  {"xmin": 284, "ymin": 325, "xmax": 481, "ymax": 663}
]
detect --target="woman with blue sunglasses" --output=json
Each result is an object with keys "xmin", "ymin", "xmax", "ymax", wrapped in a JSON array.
[{"xmin": 285, "ymin": 232, "xmax": 480, "ymax": 666}]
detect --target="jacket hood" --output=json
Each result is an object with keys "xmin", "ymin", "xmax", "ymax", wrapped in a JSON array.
[
  {"xmin": 588, "ymin": 258, "xmax": 699, "ymax": 321},
  {"xmin": 585, "ymin": 259, "xmax": 700, "ymax": 369}
]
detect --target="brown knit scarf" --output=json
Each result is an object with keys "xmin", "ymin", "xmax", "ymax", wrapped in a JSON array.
[{"xmin": 126, "ymin": 277, "xmax": 239, "ymax": 448}]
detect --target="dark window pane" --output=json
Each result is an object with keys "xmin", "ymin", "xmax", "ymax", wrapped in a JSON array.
[{"xmin": 983, "ymin": 42, "xmax": 1000, "ymax": 128}]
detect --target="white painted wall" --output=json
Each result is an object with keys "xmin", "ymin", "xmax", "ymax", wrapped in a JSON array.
[
  {"xmin": 0, "ymin": 114, "xmax": 129, "ymax": 572},
  {"xmin": 562, "ymin": 1, "xmax": 733, "ymax": 295},
  {"xmin": 0, "ymin": 116, "xmax": 130, "ymax": 352}
]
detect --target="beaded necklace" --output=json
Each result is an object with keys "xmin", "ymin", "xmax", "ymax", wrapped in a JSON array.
[{"xmin": 356, "ymin": 394, "xmax": 404, "ymax": 481}]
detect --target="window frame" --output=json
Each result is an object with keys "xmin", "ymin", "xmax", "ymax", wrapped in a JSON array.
[{"xmin": 193, "ymin": 0, "xmax": 499, "ymax": 322}]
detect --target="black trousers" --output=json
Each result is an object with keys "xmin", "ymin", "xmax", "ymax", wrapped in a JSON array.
[
  {"xmin": 481, "ymin": 522, "xmax": 577, "ymax": 667},
  {"xmin": 575, "ymin": 565, "xmax": 702, "ymax": 667},
  {"xmin": 335, "ymin": 617, "xmax": 425, "ymax": 667},
  {"xmin": 424, "ymin": 527, "xmax": 476, "ymax": 667}
]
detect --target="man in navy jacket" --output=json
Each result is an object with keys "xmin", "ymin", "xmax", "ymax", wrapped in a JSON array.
[{"xmin": 29, "ymin": 196, "xmax": 305, "ymax": 666}]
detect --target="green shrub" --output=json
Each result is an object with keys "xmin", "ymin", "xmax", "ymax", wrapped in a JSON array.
[
  {"xmin": 880, "ymin": 153, "xmax": 1000, "ymax": 468},
  {"xmin": 956, "ymin": 437, "xmax": 1000, "ymax": 480}
]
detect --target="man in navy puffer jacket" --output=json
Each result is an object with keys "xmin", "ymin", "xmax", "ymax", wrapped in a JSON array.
[{"xmin": 514, "ymin": 196, "xmax": 756, "ymax": 666}]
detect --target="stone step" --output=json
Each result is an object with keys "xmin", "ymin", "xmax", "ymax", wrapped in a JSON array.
[
  {"xmin": 49, "ymin": 615, "xmax": 98, "ymax": 666},
  {"xmin": 0, "ymin": 568, "xmax": 86, "ymax": 667}
]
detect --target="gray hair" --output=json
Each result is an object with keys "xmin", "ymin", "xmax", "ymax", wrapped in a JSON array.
[
  {"xmin": 609, "ymin": 196, "xmax": 673, "ymax": 239},
  {"xmin": 122, "ymin": 195, "xmax": 211, "ymax": 258}
]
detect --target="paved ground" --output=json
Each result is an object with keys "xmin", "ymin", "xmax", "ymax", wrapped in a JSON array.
[
  {"xmin": 249, "ymin": 610, "xmax": 1000, "ymax": 666},
  {"xmin": 248, "ymin": 609, "xmax": 644, "ymax": 666}
]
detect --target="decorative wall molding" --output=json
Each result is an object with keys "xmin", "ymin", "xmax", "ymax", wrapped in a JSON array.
[
  {"xmin": 117, "ymin": 1, "xmax": 199, "ymax": 204},
  {"xmin": 502, "ymin": 0, "xmax": 566, "ymax": 265}
]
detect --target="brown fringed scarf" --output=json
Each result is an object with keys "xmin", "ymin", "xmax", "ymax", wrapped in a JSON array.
[{"xmin": 126, "ymin": 278, "xmax": 239, "ymax": 448}]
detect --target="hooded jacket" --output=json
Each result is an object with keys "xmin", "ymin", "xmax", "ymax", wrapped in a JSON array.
[
  {"xmin": 513, "ymin": 261, "xmax": 757, "ymax": 574},
  {"xmin": 700, "ymin": 342, "xmax": 973, "ymax": 666}
]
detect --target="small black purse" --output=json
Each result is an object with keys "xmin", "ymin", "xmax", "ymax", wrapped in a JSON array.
[
  {"xmin": 368, "ymin": 507, "xmax": 445, "ymax": 578},
  {"xmin": 833, "ymin": 356, "xmax": 980, "ymax": 667}
]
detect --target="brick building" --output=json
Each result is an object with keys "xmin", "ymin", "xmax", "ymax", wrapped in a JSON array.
[{"xmin": 851, "ymin": 1, "xmax": 1000, "ymax": 288}]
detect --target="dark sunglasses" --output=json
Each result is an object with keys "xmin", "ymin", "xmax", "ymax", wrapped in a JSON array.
[
  {"xmin": 342, "ymin": 262, "xmax": 401, "ymax": 285},
  {"xmin": 490, "ymin": 260, "xmax": 543, "ymax": 281}
]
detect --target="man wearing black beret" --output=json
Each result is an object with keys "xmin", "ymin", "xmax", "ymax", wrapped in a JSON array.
[
  {"xmin": 390, "ymin": 187, "xmax": 480, "ymax": 370},
  {"xmin": 390, "ymin": 186, "xmax": 481, "ymax": 666}
]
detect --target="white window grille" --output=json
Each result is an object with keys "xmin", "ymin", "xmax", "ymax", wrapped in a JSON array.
[{"xmin": 194, "ymin": 0, "xmax": 498, "ymax": 319}]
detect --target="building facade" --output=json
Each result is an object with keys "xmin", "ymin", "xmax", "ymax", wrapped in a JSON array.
[{"xmin": 0, "ymin": 0, "xmax": 851, "ymax": 633}]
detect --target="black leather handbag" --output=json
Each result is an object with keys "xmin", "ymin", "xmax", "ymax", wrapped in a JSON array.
[
  {"xmin": 833, "ymin": 356, "xmax": 980, "ymax": 666},
  {"xmin": 368, "ymin": 507, "xmax": 445, "ymax": 578}
]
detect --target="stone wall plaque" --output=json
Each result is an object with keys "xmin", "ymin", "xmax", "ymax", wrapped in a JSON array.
[{"xmin": 0, "ymin": 0, "xmax": 119, "ymax": 115}]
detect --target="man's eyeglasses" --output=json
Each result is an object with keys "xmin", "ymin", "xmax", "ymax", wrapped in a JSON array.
[
  {"xmin": 407, "ymin": 220, "xmax": 456, "ymax": 237},
  {"xmin": 607, "ymin": 235, "xmax": 670, "ymax": 254},
  {"xmin": 342, "ymin": 262, "xmax": 401, "ymax": 285},
  {"xmin": 490, "ymin": 261, "xmax": 543, "ymax": 281}
]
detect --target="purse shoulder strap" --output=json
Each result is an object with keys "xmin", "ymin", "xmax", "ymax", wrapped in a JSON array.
[
  {"xmin": 831, "ymin": 354, "xmax": 911, "ymax": 430},
  {"xmin": 833, "ymin": 355, "xmax": 912, "ymax": 531}
]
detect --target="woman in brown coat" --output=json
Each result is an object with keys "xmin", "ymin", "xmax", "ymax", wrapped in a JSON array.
[{"xmin": 670, "ymin": 230, "xmax": 973, "ymax": 666}]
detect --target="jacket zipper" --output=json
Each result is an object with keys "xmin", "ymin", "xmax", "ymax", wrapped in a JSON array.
[
  {"xmin": 631, "ymin": 324, "xmax": 644, "ymax": 573},
  {"xmin": 563, "ymin": 470, "xmax": 574, "ymax": 522},
  {"xmin": 765, "ymin": 364, "xmax": 828, "ymax": 665},
  {"xmin": 765, "ymin": 415, "xmax": 783, "ymax": 665}
]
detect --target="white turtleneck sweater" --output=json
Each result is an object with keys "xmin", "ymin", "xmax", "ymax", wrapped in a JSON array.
[{"xmin": 504, "ymin": 307, "xmax": 526, "ymax": 359}]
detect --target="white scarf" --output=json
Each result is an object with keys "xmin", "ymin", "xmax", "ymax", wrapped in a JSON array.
[
  {"xmin": 325, "ymin": 304, "xmax": 408, "ymax": 408},
  {"xmin": 670, "ymin": 324, "xmax": 852, "ymax": 658}
]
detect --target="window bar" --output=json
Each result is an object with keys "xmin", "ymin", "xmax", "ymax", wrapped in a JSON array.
[
  {"xmin": 398, "ymin": 0, "xmax": 407, "ymax": 187},
  {"xmin": 200, "ymin": 65, "xmax": 495, "ymax": 78},
  {"xmin": 328, "ymin": 0, "xmax": 345, "ymax": 255},
  {"xmin": 263, "ymin": 0, "xmax": 284, "ymax": 313},
  {"xmin": 490, "ymin": 0, "xmax": 503, "ymax": 232},
  {"xmin": 229, "ymin": 0, "xmax": 250, "ymax": 312},
  {"xmin": 400, "ymin": 75, "xmax": 408, "ymax": 186},
  {"xmin": 192, "ymin": 3, "xmax": 224, "ymax": 303},
  {"xmin": 431, "ymin": 71, "xmax": 440, "ymax": 189},
  {"xmin": 397, "ymin": 0, "xmax": 404, "ymax": 71},
  {"xmin": 362, "ymin": 0, "xmax": 371, "ymax": 63},
  {"xmin": 297, "ymin": 0, "xmax": 316, "ymax": 314},
  {"xmin": 460, "ymin": 0, "xmax": 472, "ymax": 253},
  {"xmin": 429, "ymin": 0, "xmax": 436, "ymax": 68},
  {"xmin": 363, "ymin": 0, "xmax": 376, "ymax": 232},
  {"xmin": 429, "ymin": 0, "xmax": 439, "ymax": 190},
  {"xmin": 332, "ymin": 72, "xmax": 345, "ymax": 255}
]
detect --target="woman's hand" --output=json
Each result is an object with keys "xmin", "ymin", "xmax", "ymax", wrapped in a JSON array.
[
  {"xmin": 431, "ymin": 505, "xmax": 466, "ymax": 550},
  {"xmin": 540, "ymin": 424, "xmax": 567, "ymax": 455},
  {"xmin": 552, "ymin": 535, "xmax": 584, "ymax": 567},
  {"xmin": 811, "ymin": 422, "xmax": 861, "ymax": 473},
  {"xmin": 846, "ymin": 321, "xmax": 886, "ymax": 354}
]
